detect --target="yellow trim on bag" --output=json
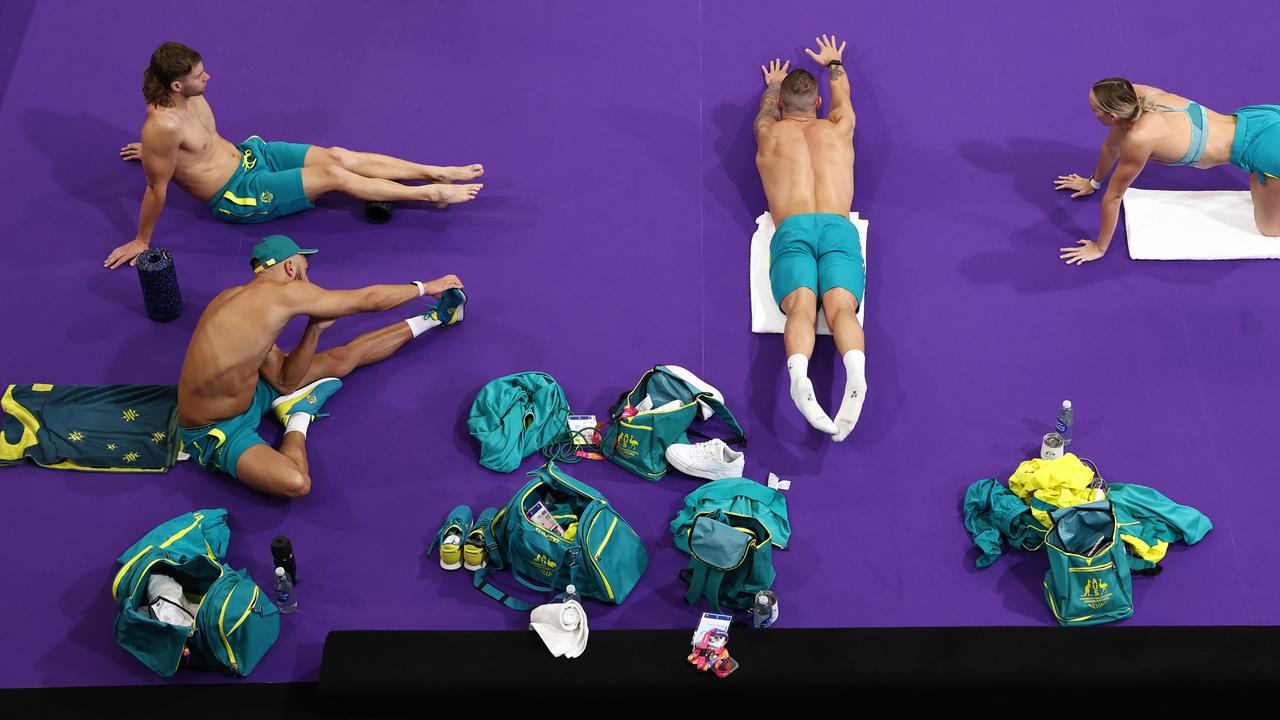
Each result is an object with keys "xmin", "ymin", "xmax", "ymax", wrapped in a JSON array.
[
  {"xmin": 585, "ymin": 512, "xmax": 614, "ymax": 600},
  {"xmin": 594, "ymin": 517, "xmax": 618, "ymax": 559},
  {"xmin": 219, "ymin": 584, "xmax": 240, "ymax": 671},
  {"xmin": 1067, "ymin": 562, "xmax": 1115, "ymax": 573},
  {"xmin": 112, "ymin": 545, "xmax": 155, "ymax": 601},
  {"xmin": 159, "ymin": 515, "xmax": 205, "ymax": 549},
  {"xmin": 227, "ymin": 586, "xmax": 259, "ymax": 636}
]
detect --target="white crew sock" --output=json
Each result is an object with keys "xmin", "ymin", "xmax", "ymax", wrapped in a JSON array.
[
  {"xmin": 285, "ymin": 412, "xmax": 312, "ymax": 438},
  {"xmin": 787, "ymin": 354, "xmax": 837, "ymax": 434},
  {"xmin": 833, "ymin": 350, "xmax": 867, "ymax": 442},
  {"xmin": 405, "ymin": 314, "xmax": 442, "ymax": 338}
]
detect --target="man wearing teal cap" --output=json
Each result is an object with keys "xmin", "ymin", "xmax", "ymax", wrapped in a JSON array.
[{"xmin": 175, "ymin": 234, "xmax": 467, "ymax": 498}]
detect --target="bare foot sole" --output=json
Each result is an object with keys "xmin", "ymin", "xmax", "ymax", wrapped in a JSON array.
[
  {"xmin": 433, "ymin": 164, "xmax": 484, "ymax": 182},
  {"xmin": 425, "ymin": 183, "xmax": 483, "ymax": 207}
]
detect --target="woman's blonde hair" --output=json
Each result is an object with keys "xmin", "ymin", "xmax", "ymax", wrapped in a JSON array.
[{"xmin": 1091, "ymin": 77, "xmax": 1158, "ymax": 123}]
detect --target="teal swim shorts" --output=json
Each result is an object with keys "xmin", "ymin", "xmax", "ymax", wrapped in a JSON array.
[
  {"xmin": 208, "ymin": 135, "xmax": 315, "ymax": 223},
  {"xmin": 769, "ymin": 213, "xmax": 866, "ymax": 308}
]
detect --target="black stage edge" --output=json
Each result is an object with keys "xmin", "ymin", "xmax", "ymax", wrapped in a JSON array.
[{"xmin": 5, "ymin": 626, "xmax": 1278, "ymax": 716}]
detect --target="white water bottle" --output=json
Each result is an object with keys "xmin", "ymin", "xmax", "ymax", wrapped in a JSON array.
[
  {"xmin": 1056, "ymin": 400, "xmax": 1073, "ymax": 445},
  {"xmin": 274, "ymin": 567, "xmax": 297, "ymax": 613}
]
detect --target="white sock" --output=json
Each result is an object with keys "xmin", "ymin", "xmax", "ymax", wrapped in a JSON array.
[
  {"xmin": 787, "ymin": 354, "xmax": 837, "ymax": 434},
  {"xmin": 833, "ymin": 350, "xmax": 867, "ymax": 442},
  {"xmin": 405, "ymin": 314, "xmax": 441, "ymax": 338},
  {"xmin": 285, "ymin": 412, "xmax": 312, "ymax": 438}
]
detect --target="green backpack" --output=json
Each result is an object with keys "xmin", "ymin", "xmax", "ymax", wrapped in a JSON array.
[
  {"xmin": 676, "ymin": 510, "xmax": 776, "ymax": 613},
  {"xmin": 601, "ymin": 365, "xmax": 745, "ymax": 481},
  {"xmin": 1043, "ymin": 499, "xmax": 1134, "ymax": 626},
  {"xmin": 112, "ymin": 509, "xmax": 280, "ymax": 677},
  {"xmin": 473, "ymin": 462, "xmax": 648, "ymax": 610}
]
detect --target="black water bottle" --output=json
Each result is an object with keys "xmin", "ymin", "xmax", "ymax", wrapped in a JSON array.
[{"xmin": 271, "ymin": 535, "xmax": 299, "ymax": 586}]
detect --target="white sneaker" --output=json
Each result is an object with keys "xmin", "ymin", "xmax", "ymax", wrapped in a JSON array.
[{"xmin": 664, "ymin": 439, "xmax": 745, "ymax": 480}]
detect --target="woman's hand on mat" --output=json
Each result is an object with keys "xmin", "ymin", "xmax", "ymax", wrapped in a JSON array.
[
  {"xmin": 423, "ymin": 275, "xmax": 463, "ymax": 298},
  {"xmin": 804, "ymin": 34, "xmax": 846, "ymax": 66},
  {"xmin": 104, "ymin": 238, "xmax": 149, "ymax": 270},
  {"xmin": 761, "ymin": 59, "xmax": 790, "ymax": 85},
  {"xmin": 1055, "ymin": 173, "xmax": 1096, "ymax": 198},
  {"xmin": 1060, "ymin": 239, "xmax": 1105, "ymax": 265},
  {"xmin": 120, "ymin": 142, "xmax": 142, "ymax": 161}
]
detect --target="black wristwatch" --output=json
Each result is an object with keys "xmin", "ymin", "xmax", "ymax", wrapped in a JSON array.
[{"xmin": 827, "ymin": 60, "xmax": 843, "ymax": 68}]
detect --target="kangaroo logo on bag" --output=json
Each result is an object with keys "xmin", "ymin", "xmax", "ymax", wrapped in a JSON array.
[
  {"xmin": 616, "ymin": 432, "xmax": 641, "ymax": 457},
  {"xmin": 532, "ymin": 553, "xmax": 558, "ymax": 577},
  {"xmin": 1081, "ymin": 578, "xmax": 1112, "ymax": 609}
]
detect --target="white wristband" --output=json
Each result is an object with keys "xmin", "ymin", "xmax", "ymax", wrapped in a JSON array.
[
  {"xmin": 413, "ymin": 281, "xmax": 425, "ymax": 297},
  {"xmin": 1089, "ymin": 177, "xmax": 1102, "ymax": 190}
]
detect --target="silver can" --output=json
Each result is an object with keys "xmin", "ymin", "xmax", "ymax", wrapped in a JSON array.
[{"xmin": 1041, "ymin": 432, "xmax": 1065, "ymax": 460}]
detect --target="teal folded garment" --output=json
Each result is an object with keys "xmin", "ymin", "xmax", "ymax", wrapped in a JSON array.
[{"xmin": 466, "ymin": 372, "xmax": 570, "ymax": 473}]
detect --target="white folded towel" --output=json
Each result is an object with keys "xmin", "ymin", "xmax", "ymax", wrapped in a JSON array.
[
  {"xmin": 1124, "ymin": 188, "xmax": 1280, "ymax": 260},
  {"xmin": 750, "ymin": 212, "xmax": 869, "ymax": 334},
  {"xmin": 529, "ymin": 600, "xmax": 589, "ymax": 659}
]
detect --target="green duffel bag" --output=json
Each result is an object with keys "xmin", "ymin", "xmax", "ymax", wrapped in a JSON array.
[
  {"xmin": 1043, "ymin": 499, "xmax": 1135, "ymax": 626},
  {"xmin": 112, "ymin": 509, "xmax": 280, "ymax": 677},
  {"xmin": 474, "ymin": 462, "xmax": 648, "ymax": 609},
  {"xmin": 601, "ymin": 365, "xmax": 745, "ymax": 481}
]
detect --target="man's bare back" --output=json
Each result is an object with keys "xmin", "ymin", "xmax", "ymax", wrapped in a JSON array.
[
  {"xmin": 756, "ymin": 117, "xmax": 854, "ymax": 224},
  {"xmin": 177, "ymin": 280, "xmax": 297, "ymax": 427}
]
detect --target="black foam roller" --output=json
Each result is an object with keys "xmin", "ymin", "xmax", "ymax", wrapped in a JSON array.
[
  {"xmin": 364, "ymin": 201, "xmax": 394, "ymax": 224},
  {"xmin": 137, "ymin": 248, "xmax": 183, "ymax": 323}
]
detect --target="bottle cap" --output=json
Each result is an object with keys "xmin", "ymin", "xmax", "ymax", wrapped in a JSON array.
[
  {"xmin": 1062, "ymin": 400, "xmax": 1072, "ymax": 409},
  {"xmin": 272, "ymin": 535, "xmax": 293, "ymax": 554},
  {"xmin": 566, "ymin": 584, "xmax": 577, "ymax": 595},
  {"xmin": 758, "ymin": 595, "xmax": 770, "ymax": 606},
  {"xmin": 275, "ymin": 567, "xmax": 286, "ymax": 577}
]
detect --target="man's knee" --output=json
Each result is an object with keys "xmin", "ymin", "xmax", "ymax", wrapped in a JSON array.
[
  {"xmin": 780, "ymin": 288, "xmax": 818, "ymax": 317},
  {"xmin": 327, "ymin": 146, "xmax": 357, "ymax": 170},
  {"xmin": 278, "ymin": 470, "xmax": 311, "ymax": 499},
  {"xmin": 823, "ymin": 288, "xmax": 860, "ymax": 316},
  {"xmin": 1255, "ymin": 210, "xmax": 1280, "ymax": 237}
]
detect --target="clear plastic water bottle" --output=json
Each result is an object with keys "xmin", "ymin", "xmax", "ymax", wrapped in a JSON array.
[
  {"xmin": 562, "ymin": 584, "xmax": 581, "ymax": 604},
  {"xmin": 1056, "ymin": 400, "xmax": 1073, "ymax": 445},
  {"xmin": 274, "ymin": 567, "xmax": 297, "ymax": 613},
  {"xmin": 752, "ymin": 590, "xmax": 778, "ymax": 628}
]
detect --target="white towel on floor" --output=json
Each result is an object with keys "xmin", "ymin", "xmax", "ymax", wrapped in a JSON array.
[
  {"xmin": 1124, "ymin": 188, "xmax": 1280, "ymax": 260},
  {"xmin": 750, "ymin": 212, "xmax": 868, "ymax": 334},
  {"xmin": 529, "ymin": 600, "xmax": 589, "ymax": 658}
]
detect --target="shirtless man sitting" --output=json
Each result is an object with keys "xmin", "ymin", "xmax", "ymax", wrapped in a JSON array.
[
  {"xmin": 106, "ymin": 42, "xmax": 485, "ymax": 269},
  {"xmin": 176, "ymin": 233, "xmax": 467, "ymax": 498},
  {"xmin": 754, "ymin": 34, "xmax": 866, "ymax": 441}
]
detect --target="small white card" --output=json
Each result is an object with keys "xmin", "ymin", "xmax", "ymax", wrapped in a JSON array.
[{"xmin": 692, "ymin": 613, "xmax": 733, "ymax": 644}]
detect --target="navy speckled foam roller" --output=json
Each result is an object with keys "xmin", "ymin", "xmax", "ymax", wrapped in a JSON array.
[{"xmin": 137, "ymin": 248, "xmax": 183, "ymax": 323}]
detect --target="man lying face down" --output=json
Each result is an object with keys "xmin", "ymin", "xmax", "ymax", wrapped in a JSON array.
[
  {"xmin": 175, "ymin": 234, "xmax": 468, "ymax": 498},
  {"xmin": 753, "ymin": 34, "xmax": 866, "ymax": 441}
]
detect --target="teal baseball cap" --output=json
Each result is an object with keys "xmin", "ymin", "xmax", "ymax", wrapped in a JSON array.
[{"xmin": 250, "ymin": 235, "xmax": 317, "ymax": 274}]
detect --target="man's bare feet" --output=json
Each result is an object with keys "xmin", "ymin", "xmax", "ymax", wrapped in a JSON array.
[
  {"xmin": 430, "ymin": 164, "xmax": 484, "ymax": 182},
  {"xmin": 424, "ymin": 183, "xmax": 483, "ymax": 208}
]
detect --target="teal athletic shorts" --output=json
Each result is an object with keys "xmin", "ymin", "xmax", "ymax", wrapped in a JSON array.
[
  {"xmin": 1231, "ymin": 105, "xmax": 1280, "ymax": 185},
  {"xmin": 178, "ymin": 378, "xmax": 281, "ymax": 479},
  {"xmin": 769, "ymin": 213, "xmax": 866, "ymax": 308},
  {"xmin": 208, "ymin": 135, "xmax": 315, "ymax": 223}
]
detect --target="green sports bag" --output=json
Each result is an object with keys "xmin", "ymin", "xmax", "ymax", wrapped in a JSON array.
[
  {"xmin": 1043, "ymin": 499, "xmax": 1134, "ymax": 626},
  {"xmin": 474, "ymin": 462, "xmax": 648, "ymax": 610},
  {"xmin": 601, "ymin": 365, "xmax": 745, "ymax": 481},
  {"xmin": 678, "ymin": 510, "xmax": 776, "ymax": 613},
  {"xmin": 112, "ymin": 509, "xmax": 280, "ymax": 677}
]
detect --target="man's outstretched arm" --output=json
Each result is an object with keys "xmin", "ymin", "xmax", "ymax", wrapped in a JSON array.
[
  {"xmin": 105, "ymin": 118, "xmax": 181, "ymax": 269},
  {"xmin": 805, "ymin": 34, "xmax": 854, "ymax": 128},
  {"xmin": 754, "ymin": 58, "xmax": 790, "ymax": 138}
]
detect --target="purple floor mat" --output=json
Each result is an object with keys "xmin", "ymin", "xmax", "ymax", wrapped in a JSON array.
[{"xmin": 1, "ymin": 0, "xmax": 1278, "ymax": 688}]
